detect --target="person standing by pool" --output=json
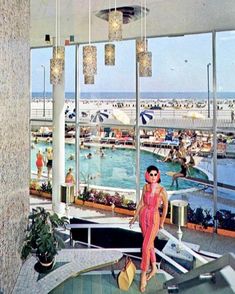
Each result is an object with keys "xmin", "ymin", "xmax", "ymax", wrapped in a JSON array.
[
  {"xmin": 45, "ymin": 147, "xmax": 53, "ymax": 181},
  {"xmin": 36, "ymin": 149, "xmax": 44, "ymax": 179},
  {"xmin": 129, "ymin": 165, "xmax": 168, "ymax": 293},
  {"xmin": 65, "ymin": 168, "xmax": 75, "ymax": 184}
]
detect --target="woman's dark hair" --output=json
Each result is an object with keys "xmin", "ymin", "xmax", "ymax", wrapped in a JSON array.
[{"xmin": 146, "ymin": 165, "xmax": 161, "ymax": 183}]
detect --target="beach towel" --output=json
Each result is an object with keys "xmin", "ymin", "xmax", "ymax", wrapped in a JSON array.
[{"xmin": 166, "ymin": 171, "xmax": 176, "ymax": 177}]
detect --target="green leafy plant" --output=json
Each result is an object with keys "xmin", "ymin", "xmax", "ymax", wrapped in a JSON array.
[
  {"xmin": 216, "ymin": 209, "xmax": 235, "ymax": 231},
  {"xmin": 40, "ymin": 181, "xmax": 52, "ymax": 194},
  {"xmin": 21, "ymin": 207, "xmax": 69, "ymax": 264},
  {"xmin": 30, "ymin": 179, "xmax": 41, "ymax": 191},
  {"xmin": 77, "ymin": 188, "xmax": 136, "ymax": 210}
]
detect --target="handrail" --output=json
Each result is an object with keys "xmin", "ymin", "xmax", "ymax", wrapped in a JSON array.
[
  {"xmin": 183, "ymin": 176, "xmax": 235, "ymax": 191},
  {"xmin": 160, "ymin": 229, "xmax": 208, "ymax": 264},
  {"xmin": 164, "ymin": 252, "xmax": 235, "ymax": 288},
  {"xmin": 66, "ymin": 222, "xmax": 208, "ymax": 273}
]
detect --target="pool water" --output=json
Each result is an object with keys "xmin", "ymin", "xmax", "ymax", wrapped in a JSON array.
[{"xmin": 31, "ymin": 143, "xmax": 208, "ymax": 190}]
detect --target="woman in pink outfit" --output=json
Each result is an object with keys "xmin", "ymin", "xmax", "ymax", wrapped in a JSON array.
[{"xmin": 129, "ymin": 165, "xmax": 168, "ymax": 292}]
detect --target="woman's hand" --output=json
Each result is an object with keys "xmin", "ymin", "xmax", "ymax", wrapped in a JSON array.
[{"xmin": 129, "ymin": 218, "xmax": 135, "ymax": 228}]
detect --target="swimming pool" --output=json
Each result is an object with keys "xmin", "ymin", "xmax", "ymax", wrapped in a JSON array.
[{"xmin": 31, "ymin": 142, "xmax": 208, "ymax": 190}]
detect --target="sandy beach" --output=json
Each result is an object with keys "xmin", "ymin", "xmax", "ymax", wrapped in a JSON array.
[{"xmin": 31, "ymin": 97, "xmax": 235, "ymax": 121}]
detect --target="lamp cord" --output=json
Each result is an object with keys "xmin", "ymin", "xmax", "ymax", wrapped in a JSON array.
[
  {"xmin": 140, "ymin": 0, "xmax": 142, "ymax": 39},
  {"xmin": 89, "ymin": 0, "xmax": 91, "ymax": 44},
  {"xmin": 144, "ymin": 0, "xmax": 147, "ymax": 51},
  {"xmin": 56, "ymin": 0, "xmax": 58, "ymax": 54}
]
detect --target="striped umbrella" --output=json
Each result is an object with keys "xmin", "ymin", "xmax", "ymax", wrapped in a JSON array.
[
  {"xmin": 140, "ymin": 110, "xmax": 154, "ymax": 125},
  {"xmin": 90, "ymin": 110, "xmax": 109, "ymax": 123}
]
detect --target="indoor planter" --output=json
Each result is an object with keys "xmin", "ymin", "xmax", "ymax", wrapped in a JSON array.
[
  {"xmin": 114, "ymin": 206, "xmax": 136, "ymax": 216},
  {"xmin": 21, "ymin": 207, "xmax": 69, "ymax": 272},
  {"xmin": 30, "ymin": 180, "xmax": 52, "ymax": 199}
]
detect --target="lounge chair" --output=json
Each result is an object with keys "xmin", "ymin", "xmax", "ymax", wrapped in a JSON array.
[
  {"xmin": 217, "ymin": 142, "xmax": 226, "ymax": 158},
  {"xmin": 198, "ymin": 142, "xmax": 212, "ymax": 157}
]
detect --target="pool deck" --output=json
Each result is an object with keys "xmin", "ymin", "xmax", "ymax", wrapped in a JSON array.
[{"xmin": 30, "ymin": 196, "xmax": 235, "ymax": 257}]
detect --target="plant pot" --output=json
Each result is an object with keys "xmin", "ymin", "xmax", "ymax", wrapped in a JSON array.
[
  {"xmin": 30, "ymin": 189, "xmax": 41, "ymax": 197},
  {"xmin": 84, "ymin": 201, "xmax": 94, "ymax": 208},
  {"xmin": 75, "ymin": 198, "xmax": 84, "ymax": 206},
  {"xmin": 217, "ymin": 228, "xmax": 235, "ymax": 238},
  {"xmin": 195, "ymin": 224, "xmax": 214, "ymax": 233},
  {"xmin": 92, "ymin": 202, "xmax": 113, "ymax": 212},
  {"xmin": 187, "ymin": 223, "xmax": 196, "ymax": 230},
  {"xmin": 114, "ymin": 207, "xmax": 136, "ymax": 216},
  {"xmin": 40, "ymin": 191, "xmax": 52, "ymax": 199},
  {"xmin": 35, "ymin": 256, "xmax": 55, "ymax": 273}
]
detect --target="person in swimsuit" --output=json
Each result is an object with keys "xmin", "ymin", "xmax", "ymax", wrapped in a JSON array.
[
  {"xmin": 171, "ymin": 157, "xmax": 188, "ymax": 188},
  {"xmin": 65, "ymin": 168, "xmax": 75, "ymax": 184},
  {"xmin": 46, "ymin": 147, "xmax": 53, "ymax": 181},
  {"xmin": 129, "ymin": 165, "xmax": 168, "ymax": 293},
  {"xmin": 36, "ymin": 149, "xmax": 44, "ymax": 179}
]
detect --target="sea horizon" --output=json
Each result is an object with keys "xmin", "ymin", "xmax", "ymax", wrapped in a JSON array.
[{"xmin": 31, "ymin": 91, "xmax": 235, "ymax": 100}]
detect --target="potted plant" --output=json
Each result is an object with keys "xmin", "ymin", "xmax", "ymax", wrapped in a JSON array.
[
  {"xmin": 21, "ymin": 207, "xmax": 69, "ymax": 272},
  {"xmin": 29, "ymin": 179, "xmax": 41, "ymax": 196},
  {"xmin": 40, "ymin": 181, "xmax": 52, "ymax": 198}
]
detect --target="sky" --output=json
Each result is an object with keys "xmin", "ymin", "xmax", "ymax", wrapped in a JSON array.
[{"xmin": 31, "ymin": 31, "xmax": 235, "ymax": 93}]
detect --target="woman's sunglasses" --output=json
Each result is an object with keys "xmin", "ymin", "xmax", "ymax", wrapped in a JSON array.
[{"xmin": 149, "ymin": 173, "xmax": 158, "ymax": 177}]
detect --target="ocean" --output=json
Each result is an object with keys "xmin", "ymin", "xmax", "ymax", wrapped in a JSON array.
[{"xmin": 31, "ymin": 92, "xmax": 235, "ymax": 100}]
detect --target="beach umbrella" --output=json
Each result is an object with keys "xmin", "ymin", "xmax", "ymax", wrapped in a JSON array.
[
  {"xmin": 140, "ymin": 110, "xmax": 154, "ymax": 125},
  {"xmin": 112, "ymin": 109, "xmax": 130, "ymax": 124},
  {"xmin": 183, "ymin": 111, "xmax": 205, "ymax": 119},
  {"xmin": 39, "ymin": 127, "xmax": 51, "ymax": 135},
  {"xmin": 67, "ymin": 111, "xmax": 76, "ymax": 119},
  {"xmin": 90, "ymin": 110, "xmax": 109, "ymax": 123}
]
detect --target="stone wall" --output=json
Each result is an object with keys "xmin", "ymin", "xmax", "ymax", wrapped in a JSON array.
[{"xmin": 0, "ymin": 1, "xmax": 30, "ymax": 293}]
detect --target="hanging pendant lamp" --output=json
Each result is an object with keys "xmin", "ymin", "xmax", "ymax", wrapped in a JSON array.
[
  {"xmin": 139, "ymin": 51, "xmax": 152, "ymax": 77},
  {"xmin": 50, "ymin": 58, "xmax": 64, "ymax": 84},
  {"xmin": 50, "ymin": 0, "xmax": 64, "ymax": 85},
  {"xmin": 105, "ymin": 43, "xmax": 115, "ymax": 65},
  {"xmin": 83, "ymin": 45, "xmax": 97, "ymax": 76},
  {"xmin": 139, "ymin": 0, "xmax": 152, "ymax": 77},
  {"xmin": 108, "ymin": 10, "xmax": 123, "ymax": 41},
  {"xmin": 84, "ymin": 75, "xmax": 95, "ymax": 84},
  {"xmin": 83, "ymin": 0, "xmax": 97, "ymax": 84},
  {"xmin": 136, "ymin": 38, "xmax": 148, "ymax": 62}
]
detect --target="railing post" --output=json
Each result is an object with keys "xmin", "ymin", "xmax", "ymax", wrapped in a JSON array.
[{"xmin": 88, "ymin": 227, "xmax": 91, "ymax": 248}]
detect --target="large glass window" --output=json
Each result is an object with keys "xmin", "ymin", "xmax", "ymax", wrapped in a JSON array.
[{"xmin": 30, "ymin": 31, "xmax": 235, "ymax": 223}]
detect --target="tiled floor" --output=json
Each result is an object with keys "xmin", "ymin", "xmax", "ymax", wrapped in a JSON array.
[{"xmin": 50, "ymin": 271, "xmax": 167, "ymax": 294}]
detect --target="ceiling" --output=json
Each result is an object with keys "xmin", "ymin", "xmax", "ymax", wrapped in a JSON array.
[{"xmin": 30, "ymin": 0, "xmax": 235, "ymax": 47}]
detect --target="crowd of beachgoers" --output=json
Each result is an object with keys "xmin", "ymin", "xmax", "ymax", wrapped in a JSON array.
[
  {"xmin": 30, "ymin": 97, "xmax": 235, "ymax": 124},
  {"xmin": 32, "ymin": 97, "xmax": 235, "ymax": 111}
]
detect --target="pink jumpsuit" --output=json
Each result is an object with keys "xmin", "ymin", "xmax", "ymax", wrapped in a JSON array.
[{"xmin": 139, "ymin": 184, "xmax": 163, "ymax": 271}]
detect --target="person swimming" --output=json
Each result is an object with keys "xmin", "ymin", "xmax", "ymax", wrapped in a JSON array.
[{"xmin": 85, "ymin": 153, "xmax": 92, "ymax": 159}]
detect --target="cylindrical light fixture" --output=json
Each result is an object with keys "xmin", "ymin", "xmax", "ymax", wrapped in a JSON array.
[
  {"xmin": 53, "ymin": 46, "xmax": 65, "ymax": 67},
  {"xmin": 50, "ymin": 46, "xmax": 65, "ymax": 85},
  {"xmin": 136, "ymin": 38, "xmax": 148, "ymax": 62},
  {"xmin": 84, "ymin": 75, "xmax": 95, "ymax": 84},
  {"xmin": 105, "ymin": 43, "xmax": 115, "ymax": 65},
  {"xmin": 139, "ymin": 51, "xmax": 152, "ymax": 77},
  {"xmin": 83, "ymin": 45, "xmax": 97, "ymax": 76},
  {"xmin": 50, "ymin": 58, "xmax": 64, "ymax": 85},
  {"xmin": 108, "ymin": 10, "xmax": 123, "ymax": 41}
]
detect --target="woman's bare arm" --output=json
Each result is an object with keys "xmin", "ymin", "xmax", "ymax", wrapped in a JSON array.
[
  {"xmin": 160, "ymin": 188, "xmax": 168, "ymax": 228},
  {"xmin": 129, "ymin": 185, "xmax": 145, "ymax": 226}
]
